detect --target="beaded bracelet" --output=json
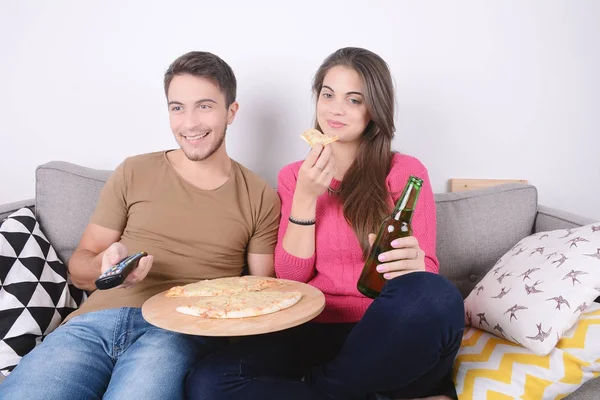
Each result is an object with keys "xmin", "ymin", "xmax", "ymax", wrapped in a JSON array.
[{"xmin": 288, "ymin": 216, "xmax": 316, "ymax": 226}]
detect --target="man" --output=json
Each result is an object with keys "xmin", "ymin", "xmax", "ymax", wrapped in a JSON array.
[{"xmin": 0, "ymin": 51, "xmax": 281, "ymax": 399}]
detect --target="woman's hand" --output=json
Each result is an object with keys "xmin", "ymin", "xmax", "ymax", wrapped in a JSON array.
[
  {"xmin": 368, "ymin": 234, "xmax": 425, "ymax": 279},
  {"xmin": 295, "ymin": 144, "xmax": 337, "ymax": 200}
]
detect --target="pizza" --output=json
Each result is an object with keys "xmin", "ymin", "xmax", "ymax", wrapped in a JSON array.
[
  {"xmin": 300, "ymin": 128, "xmax": 339, "ymax": 147},
  {"xmin": 176, "ymin": 290, "xmax": 302, "ymax": 319},
  {"xmin": 165, "ymin": 276, "xmax": 281, "ymax": 298},
  {"xmin": 166, "ymin": 276, "xmax": 303, "ymax": 319}
]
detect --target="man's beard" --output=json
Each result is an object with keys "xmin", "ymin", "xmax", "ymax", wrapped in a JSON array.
[{"xmin": 181, "ymin": 126, "xmax": 227, "ymax": 162}]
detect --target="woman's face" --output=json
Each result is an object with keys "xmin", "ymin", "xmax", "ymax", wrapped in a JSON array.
[{"xmin": 316, "ymin": 66, "xmax": 371, "ymax": 145}]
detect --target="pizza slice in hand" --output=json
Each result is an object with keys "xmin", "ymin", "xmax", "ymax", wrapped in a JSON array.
[{"xmin": 300, "ymin": 128, "xmax": 339, "ymax": 147}]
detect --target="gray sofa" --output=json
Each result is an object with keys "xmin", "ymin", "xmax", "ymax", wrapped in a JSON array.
[{"xmin": 1, "ymin": 161, "xmax": 598, "ymax": 398}]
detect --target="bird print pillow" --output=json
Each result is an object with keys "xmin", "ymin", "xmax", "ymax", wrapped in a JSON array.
[{"xmin": 463, "ymin": 222, "xmax": 600, "ymax": 356}]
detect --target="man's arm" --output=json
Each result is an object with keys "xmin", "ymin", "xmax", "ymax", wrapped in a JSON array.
[
  {"xmin": 245, "ymin": 183, "xmax": 280, "ymax": 278},
  {"xmin": 68, "ymin": 223, "xmax": 122, "ymax": 291},
  {"xmin": 247, "ymin": 253, "xmax": 275, "ymax": 277},
  {"xmin": 68, "ymin": 159, "xmax": 156, "ymax": 291}
]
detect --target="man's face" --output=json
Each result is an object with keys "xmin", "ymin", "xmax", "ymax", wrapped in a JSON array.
[{"xmin": 167, "ymin": 74, "xmax": 238, "ymax": 162}]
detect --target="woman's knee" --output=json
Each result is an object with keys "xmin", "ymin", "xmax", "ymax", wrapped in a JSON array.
[{"xmin": 383, "ymin": 272, "xmax": 464, "ymax": 328}]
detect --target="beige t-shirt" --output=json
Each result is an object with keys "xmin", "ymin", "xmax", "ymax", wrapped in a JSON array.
[{"xmin": 65, "ymin": 151, "xmax": 281, "ymax": 322}]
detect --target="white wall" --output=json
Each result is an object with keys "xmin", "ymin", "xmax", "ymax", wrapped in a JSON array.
[{"xmin": 1, "ymin": 0, "xmax": 599, "ymax": 220}]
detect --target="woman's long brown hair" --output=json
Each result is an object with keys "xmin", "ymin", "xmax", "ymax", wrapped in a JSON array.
[{"xmin": 313, "ymin": 47, "xmax": 396, "ymax": 258}]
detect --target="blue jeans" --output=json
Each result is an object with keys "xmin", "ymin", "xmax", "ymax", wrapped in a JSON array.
[
  {"xmin": 186, "ymin": 272, "xmax": 464, "ymax": 400},
  {"xmin": 0, "ymin": 307, "xmax": 226, "ymax": 400}
]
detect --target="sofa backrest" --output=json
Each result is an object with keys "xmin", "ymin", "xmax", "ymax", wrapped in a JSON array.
[
  {"xmin": 434, "ymin": 184, "xmax": 538, "ymax": 297},
  {"xmin": 34, "ymin": 162, "xmax": 539, "ymax": 298},
  {"xmin": 35, "ymin": 161, "xmax": 111, "ymax": 263}
]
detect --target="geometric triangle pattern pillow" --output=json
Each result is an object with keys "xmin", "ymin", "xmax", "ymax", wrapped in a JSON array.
[
  {"xmin": 0, "ymin": 207, "xmax": 87, "ymax": 376},
  {"xmin": 453, "ymin": 303, "xmax": 600, "ymax": 399},
  {"xmin": 464, "ymin": 222, "xmax": 600, "ymax": 356}
]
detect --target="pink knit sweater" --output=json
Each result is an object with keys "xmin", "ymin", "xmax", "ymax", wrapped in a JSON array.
[{"xmin": 274, "ymin": 153, "xmax": 439, "ymax": 323}]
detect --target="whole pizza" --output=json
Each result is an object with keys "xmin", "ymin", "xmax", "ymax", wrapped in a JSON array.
[{"xmin": 166, "ymin": 276, "xmax": 302, "ymax": 319}]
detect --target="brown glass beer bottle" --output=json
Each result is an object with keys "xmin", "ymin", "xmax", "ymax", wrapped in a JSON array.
[{"xmin": 357, "ymin": 175, "xmax": 423, "ymax": 298}]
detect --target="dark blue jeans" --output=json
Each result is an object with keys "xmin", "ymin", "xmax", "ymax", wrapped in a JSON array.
[{"xmin": 186, "ymin": 272, "xmax": 464, "ymax": 400}]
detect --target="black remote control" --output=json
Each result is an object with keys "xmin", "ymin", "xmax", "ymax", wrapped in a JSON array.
[{"xmin": 95, "ymin": 251, "xmax": 148, "ymax": 290}]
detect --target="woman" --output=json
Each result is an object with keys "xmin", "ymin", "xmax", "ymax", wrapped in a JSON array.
[{"xmin": 186, "ymin": 47, "xmax": 464, "ymax": 400}]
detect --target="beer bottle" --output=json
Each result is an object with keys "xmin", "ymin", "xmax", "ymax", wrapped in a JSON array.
[{"xmin": 357, "ymin": 175, "xmax": 423, "ymax": 298}]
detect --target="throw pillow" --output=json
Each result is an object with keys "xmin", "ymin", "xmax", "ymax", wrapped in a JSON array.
[
  {"xmin": 454, "ymin": 303, "xmax": 600, "ymax": 399},
  {"xmin": 464, "ymin": 222, "xmax": 600, "ymax": 355},
  {"xmin": 0, "ymin": 207, "xmax": 87, "ymax": 376}
]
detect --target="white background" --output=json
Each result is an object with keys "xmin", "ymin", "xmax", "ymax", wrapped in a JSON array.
[{"xmin": 1, "ymin": 0, "xmax": 599, "ymax": 219}]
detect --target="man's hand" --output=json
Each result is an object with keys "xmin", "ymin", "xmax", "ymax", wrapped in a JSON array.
[
  {"xmin": 101, "ymin": 243, "xmax": 154, "ymax": 289},
  {"xmin": 100, "ymin": 242, "xmax": 128, "ymax": 274}
]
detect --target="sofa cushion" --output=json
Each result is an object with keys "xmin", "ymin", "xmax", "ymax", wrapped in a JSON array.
[
  {"xmin": 35, "ymin": 161, "xmax": 111, "ymax": 265},
  {"xmin": 463, "ymin": 222, "xmax": 600, "ymax": 355},
  {"xmin": 454, "ymin": 303, "xmax": 600, "ymax": 399},
  {"xmin": 0, "ymin": 207, "xmax": 87, "ymax": 376},
  {"xmin": 434, "ymin": 183, "xmax": 538, "ymax": 298}
]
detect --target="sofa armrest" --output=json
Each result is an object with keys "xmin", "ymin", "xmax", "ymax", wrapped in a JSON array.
[
  {"xmin": 0, "ymin": 198, "xmax": 35, "ymax": 221},
  {"xmin": 534, "ymin": 205, "xmax": 597, "ymax": 233}
]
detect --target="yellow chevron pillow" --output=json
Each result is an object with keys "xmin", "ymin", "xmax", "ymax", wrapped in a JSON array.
[{"xmin": 453, "ymin": 303, "xmax": 600, "ymax": 399}]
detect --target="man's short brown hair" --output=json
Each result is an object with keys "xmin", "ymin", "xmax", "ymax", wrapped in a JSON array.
[{"xmin": 164, "ymin": 51, "xmax": 237, "ymax": 107}]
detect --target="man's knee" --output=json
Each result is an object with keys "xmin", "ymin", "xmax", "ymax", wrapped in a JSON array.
[{"xmin": 0, "ymin": 333, "xmax": 109, "ymax": 400}]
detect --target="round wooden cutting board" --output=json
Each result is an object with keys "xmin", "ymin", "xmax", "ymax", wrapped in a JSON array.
[{"xmin": 142, "ymin": 279, "xmax": 326, "ymax": 336}]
